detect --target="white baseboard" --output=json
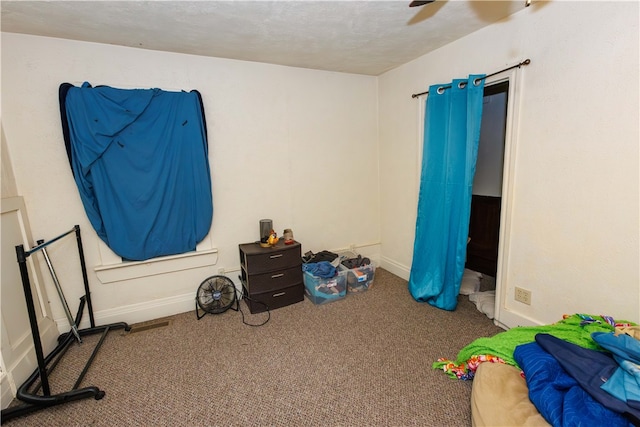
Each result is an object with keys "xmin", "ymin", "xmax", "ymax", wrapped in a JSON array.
[
  {"xmin": 55, "ymin": 292, "xmax": 197, "ymax": 330},
  {"xmin": 494, "ymin": 307, "xmax": 542, "ymax": 329},
  {"xmin": 378, "ymin": 256, "xmax": 410, "ymax": 281},
  {"xmin": 53, "ymin": 258, "xmax": 545, "ymax": 336},
  {"xmin": 1, "ymin": 373, "xmax": 14, "ymax": 410},
  {"xmin": 1, "ymin": 319, "xmax": 59, "ymax": 409}
]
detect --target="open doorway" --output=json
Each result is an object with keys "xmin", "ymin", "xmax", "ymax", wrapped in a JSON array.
[{"xmin": 466, "ymin": 81, "xmax": 509, "ymax": 289}]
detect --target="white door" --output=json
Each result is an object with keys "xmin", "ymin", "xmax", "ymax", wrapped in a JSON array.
[{"xmin": 1, "ymin": 196, "xmax": 58, "ymax": 408}]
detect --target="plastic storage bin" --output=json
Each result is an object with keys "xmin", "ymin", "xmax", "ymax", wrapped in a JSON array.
[
  {"xmin": 339, "ymin": 261, "xmax": 375, "ymax": 293},
  {"xmin": 303, "ymin": 270, "xmax": 347, "ymax": 305}
]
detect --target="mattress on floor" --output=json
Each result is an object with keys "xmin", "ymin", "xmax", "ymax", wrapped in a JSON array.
[{"xmin": 471, "ymin": 362, "xmax": 550, "ymax": 427}]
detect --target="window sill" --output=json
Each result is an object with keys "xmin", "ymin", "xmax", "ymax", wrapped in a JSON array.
[{"xmin": 94, "ymin": 248, "xmax": 218, "ymax": 284}]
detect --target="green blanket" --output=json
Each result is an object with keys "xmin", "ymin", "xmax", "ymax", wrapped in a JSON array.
[{"xmin": 434, "ymin": 314, "xmax": 636, "ymax": 380}]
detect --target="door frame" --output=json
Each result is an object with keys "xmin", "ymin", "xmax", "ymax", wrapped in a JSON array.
[
  {"xmin": 490, "ymin": 67, "xmax": 527, "ymax": 329},
  {"xmin": 1, "ymin": 196, "xmax": 58, "ymax": 408}
]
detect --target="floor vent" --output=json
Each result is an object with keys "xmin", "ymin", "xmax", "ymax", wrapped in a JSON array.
[{"xmin": 128, "ymin": 320, "xmax": 171, "ymax": 334}]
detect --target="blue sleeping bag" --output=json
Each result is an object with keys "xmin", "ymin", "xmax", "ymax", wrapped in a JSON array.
[
  {"xmin": 514, "ymin": 335, "xmax": 633, "ymax": 427},
  {"xmin": 59, "ymin": 82, "xmax": 213, "ymax": 261}
]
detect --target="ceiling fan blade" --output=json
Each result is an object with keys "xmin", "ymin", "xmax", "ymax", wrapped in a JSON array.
[{"xmin": 409, "ymin": 0, "xmax": 436, "ymax": 7}]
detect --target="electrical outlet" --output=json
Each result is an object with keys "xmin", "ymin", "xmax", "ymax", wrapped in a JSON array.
[{"xmin": 514, "ymin": 287, "xmax": 532, "ymax": 305}]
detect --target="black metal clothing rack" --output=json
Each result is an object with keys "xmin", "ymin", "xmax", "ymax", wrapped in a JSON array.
[{"xmin": 1, "ymin": 225, "xmax": 130, "ymax": 423}]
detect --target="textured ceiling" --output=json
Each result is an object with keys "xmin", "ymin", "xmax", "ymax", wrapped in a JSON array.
[{"xmin": 1, "ymin": 1, "xmax": 526, "ymax": 76}]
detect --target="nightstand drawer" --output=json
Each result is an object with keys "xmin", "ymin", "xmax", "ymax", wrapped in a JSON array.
[
  {"xmin": 240, "ymin": 241, "xmax": 301, "ymax": 274},
  {"xmin": 243, "ymin": 283, "xmax": 304, "ymax": 314},
  {"xmin": 244, "ymin": 265, "xmax": 303, "ymax": 294}
]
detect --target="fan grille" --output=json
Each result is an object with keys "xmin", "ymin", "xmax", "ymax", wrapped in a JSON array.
[{"xmin": 196, "ymin": 276, "xmax": 236, "ymax": 314}]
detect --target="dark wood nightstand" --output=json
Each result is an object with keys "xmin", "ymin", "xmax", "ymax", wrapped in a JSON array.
[{"xmin": 238, "ymin": 240, "xmax": 304, "ymax": 313}]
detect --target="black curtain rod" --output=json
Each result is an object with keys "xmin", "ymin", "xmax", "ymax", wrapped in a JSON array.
[{"xmin": 411, "ymin": 59, "xmax": 531, "ymax": 99}]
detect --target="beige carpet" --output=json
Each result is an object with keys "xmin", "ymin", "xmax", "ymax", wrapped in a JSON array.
[{"xmin": 3, "ymin": 268, "xmax": 503, "ymax": 426}]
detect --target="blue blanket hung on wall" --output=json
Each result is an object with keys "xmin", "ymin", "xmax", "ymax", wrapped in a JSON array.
[{"xmin": 59, "ymin": 82, "xmax": 213, "ymax": 261}]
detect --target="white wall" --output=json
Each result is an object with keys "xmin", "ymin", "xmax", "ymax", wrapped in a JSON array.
[
  {"xmin": 474, "ymin": 91, "xmax": 507, "ymax": 197},
  {"xmin": 1, "ymin": 34, "xmax": 380, "ymax": 327},
  {"xmin": 378, "ymin": 1, "xmax": 639, "ymax": 326},
  {"xmin": 3, "ymin": 1, "xmax": 638, "ymax": 331},
  {"xmin": 1, "ymin": 126, "xmax": 18, "ymax": 199}
]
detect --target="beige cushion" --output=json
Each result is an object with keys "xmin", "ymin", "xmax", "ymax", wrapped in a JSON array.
[{"xmin": 471, "ymin": 362, "xmax": 551, "ymax": 427}]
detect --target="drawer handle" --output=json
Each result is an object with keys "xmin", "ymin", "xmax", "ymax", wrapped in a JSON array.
[
  {"xmin": 269, "ymin": 254, "xmax": 283, "ymax": 259},
  {"xmin": 271, "ymin": 273, "xmax": 284, "ymax": 279},
  {"xmin": 273, "ymin": 292, "xmax": 286, "ymax": 297}
]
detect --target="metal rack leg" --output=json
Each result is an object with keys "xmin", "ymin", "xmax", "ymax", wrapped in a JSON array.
[{"xmin": 0, "ymin": 225, "xmax": 130, "ymax": 423}]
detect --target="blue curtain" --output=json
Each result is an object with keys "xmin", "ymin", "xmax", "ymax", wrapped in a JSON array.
[{"xmin": 408, "ymin": 74, "xmax": 485, "ymax": 310}]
